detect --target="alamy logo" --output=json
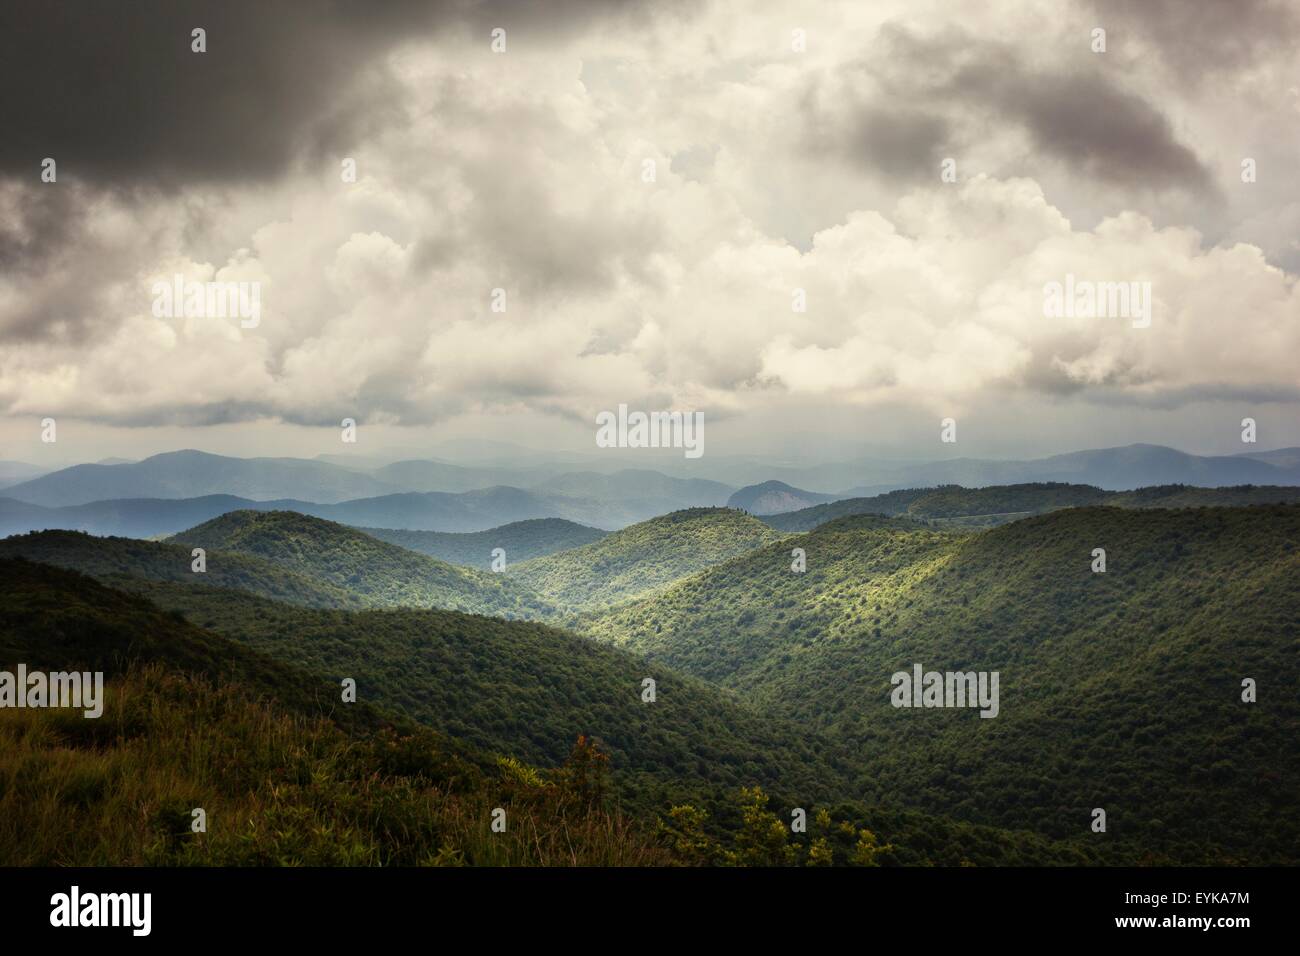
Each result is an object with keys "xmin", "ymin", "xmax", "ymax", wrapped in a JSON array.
[
  {"xmin": 890, "ymin": 664, "xmax": 999, "ymax": 718},
  {"xmin": 50, "ymin": 886, "xmax": 151, "ymax": 936},
  {"xmin": 595, "ymin": 403, "xmax": 704, "ymax": 459},
  {"xmin": 1043, "ymin": 273, "xmax": 1151, "ymax": 328},
  {"xmin": 0, "ymin": 666, "xmax": 104, "ymax": 718},
  {"xmin": 151, "ymin": 274, "xmax": 261, "ymax": 328}
]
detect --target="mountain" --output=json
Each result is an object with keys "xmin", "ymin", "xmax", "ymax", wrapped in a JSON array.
[
  {"xmin": 510, "ymin": 508, "xmax": 783, "ymax": 612},
  {"xmin": 579, "ymin": 514, "xmax": 956, "ymax": 682},
  {"xmin": 301, "ymin": 486, "xmax": 719, "ymax": 531},
  {"xmin": 373, "ymin": 458, "xmax": 558, "ymax": 493},
  {"xmin": 762, "ymin": 489, "xmax": 932, "ymax": 531},
  {"xmin": 167, "ymin": 511, "xmax": 553, "ymax": 618},
  {"xmin": 302, "ymin": 486, "xmax": 590, "ymax": 531},
  {"xmin": 641, "ymin": 444, "xmax": 1300, "ymax": 494},
  {"xmin": 0, "ymin": 493, "xmax": 289, "ymax": 539},
  {"xmin": 997, "ymin": 444, "xmax": 1300, "ymax": 489},
  {"xmin": 1235, "ymin": 447, "xmax": 1300, "ymax": 469},
  {"xmin": 764, "ymin": 483, "xmax": 1300, "ymax": 532},
  {"xmin": 820, "ymin": 444, "xmax": 1300, "ymax": 494},
  {"xmin": 1107, "ymin": 484, "xmax": 1300, "ymax": 509},
  {"xmin": 531, "ymin": 469, "xmax": 734, "ymax": 504},
  {"xmin": 358, "ymin": 518, "xmax": 607, "ymax": 569},
  {"xmin": 0, "ymin": 530, "xmax": 364, "ymax": 609},
  {"xmin": 9, "ymin": 476, "xmax": 1298, "ymax": 543},
  {"xmin": 577, "ymin": 506, "xmax": 1300, "ymax": 861},
  {"xmin": 2, "ymin": 450, "xmax": 400, "ymax": 506},
  {"xmin": 727, "ymin": 480, "xmax": 842, "ymax": 515},
  {"xmin": 0, "ymin": 488, "xmax": 590, "ymax": 539},
  {"xmin": 8, "ymin": 444, "xmax": 1298, "ymax": 511},
  {"xmin": 0, "ymin": 460, "xmax": 49, "ymax": 487},
  {"xmin": 0, "ymin": 484, "xmax": 705, "ymax": 541}
]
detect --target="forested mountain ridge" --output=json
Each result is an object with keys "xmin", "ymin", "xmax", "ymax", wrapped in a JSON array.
[
  {"xmin": 168, "ymin": 510, "xmax": 554, "ymax": 618},
  {"xmin": 763, "ymin": 482, "xmax": 1300, "ymax": 531},
  {"xmin": 578, "ymin": 505, "xmax": 1300, "ymax": 861},
  {"xmin": 0, "ymin": 530, "xmax": 364, "ymax": 609},
  {"xmin": 510, "ymin": 507, "xmax": 784, "ymax": 612}
]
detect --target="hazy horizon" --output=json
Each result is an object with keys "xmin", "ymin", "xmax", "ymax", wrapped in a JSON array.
[{"xmin": 2, "ymin": 1, "xmax": 1298, "ymax": 471}]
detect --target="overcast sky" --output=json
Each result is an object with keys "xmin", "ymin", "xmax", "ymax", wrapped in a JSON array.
[{"xmin": 2, "ymin": 0, "xmax": 1297, "ymax": 465}]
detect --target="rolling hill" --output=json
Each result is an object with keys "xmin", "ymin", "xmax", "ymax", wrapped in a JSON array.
[
  {"xmin": 0, "ymin": 558, "xmax": 382, "ymax": 731},
  {"xmin": 358, "ymin": 518, "xmax": 607, "ymax": 569},
  {"xmin": 727, "ymin": 480, "xmax": 842, "ymax": 515},
  {"xmin": 0, "ymin": 530, "xmax": 364, "ymax": 609},
  {"xmin": 78, "ymin": 576, "xmax": 855, "ymax": 806},
  {"xmin": 762, "ymin": 489, "xmax": 933, "ymax": 531},
  {"xmin": 510, "ymin": 508, "xmax": 785, "ymax": 612},
  {"xmin": 579, "ymin": 506, "xmax": 1300, "ymax": 861},
  {"xmin": 167, "ymin": 511, "xmax": 553, "ymax": 618}
]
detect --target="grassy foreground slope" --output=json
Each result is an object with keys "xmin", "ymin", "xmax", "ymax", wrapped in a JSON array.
[
  {"xmin": 0, "ymin": 559, "xmax": 668, "ymax": 866},
  {"xmin": 357, "ymin": 518, "xmax": 607, "ymax": 569},
  {"xmin": 169, "ymin": 510, "xmax": 553, "ymax": 618},
  {"xmin": 582, "ymin": 506, "xmax": 1300, "ymax": 862},
  {"xmin": 510, "ymin": 507, "xmax": 783, "ymax": 612},
  {"xmin": 0, "ymin": 667, "xmax": 672, "ymax": 866}
]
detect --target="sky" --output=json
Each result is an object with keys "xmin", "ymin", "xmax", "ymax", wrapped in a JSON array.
[{"xmin": 1, "ymin": 0, "xmax": 1298, "ymax": 466}]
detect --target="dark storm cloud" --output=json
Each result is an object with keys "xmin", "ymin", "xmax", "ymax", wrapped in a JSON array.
[
  {"xmin": 0, "ymin": 0, "xmax": 692, "ymax": 346},
  {"xmin": 1083, "ymin": 0, "xmax": 1299, "ymax": 78},
  {"xmin": 0, "ymin": 181, "xmax": 85, "ymax": 274},
  {"xmin": 0, "ymin": 0, "xmax": 690, "ymax": 188},
  {"xmin": 823, "ymin": 24, "xmax": 1213, "ymax": 193},
  {"xmin": 0, "ymin": 180, "xmax": 151, "ymax": 342},
  {"xmin": 846, "ymin": 107, "xmax": 951, "ymax": 181},
  {"xmin": 0, "ymin": 1, "xmax": 419, "ymax": 187},
  {"xmin": 944, "ymin": 47, "xmax": 1214, "ymax": 192}
]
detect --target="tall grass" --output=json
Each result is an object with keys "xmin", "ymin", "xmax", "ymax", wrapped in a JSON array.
[{"xmin": 0, "ymin": 666, "xmax": 672, "ymax": 867}]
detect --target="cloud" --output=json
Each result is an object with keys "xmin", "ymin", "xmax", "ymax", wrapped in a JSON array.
[
  {"xmin": 815, "ymin": 24, "xmax": 1215, "ymax": 194},
  {"xmin": 1082, "ymin": 0, "xmax": 1299, "ymax": 79},
  {"xmin": 0, "ymin": 0, "xmax": 1296, "ymax": 438},
  {"xmin": 0, "ymin": 0, "xmax": 683, "ymax": 188}
]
